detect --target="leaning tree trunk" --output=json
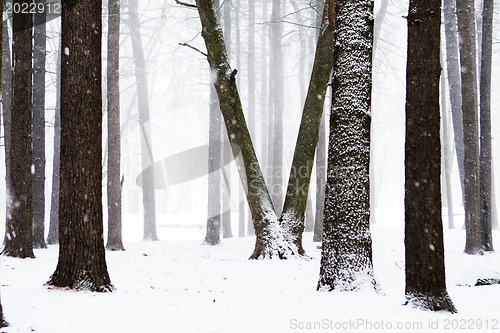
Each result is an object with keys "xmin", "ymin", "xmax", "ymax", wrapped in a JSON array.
[
  {"xmin": 195, "ymin": 0, "xmax": 295, "ymax": 259},
  {"xmin": 4, "ymin": 0, "xmax": 35, "ymax": 259},
  {"xmin": 317, "ymin": 0, "xmax": 377, "ymax": 291},
  {"xmin": 280, "ymin": 1, "xmax": 335, "ymax": 254},
  {"xmin": 32, "ymin": 0, "xmax": 48, "ymax": 249},
  {"xmin": 443, "ymin": 0, "xmax": 465, "ymax": 198},
  {"xmin": 128, "ymin": 0, "xmax": 158, "ymax": 241},
  {"xmin": 0, "ymin": 1, "xmax": 7, "ymax": 324},
  {"xmin": 457, "ymin": 0, "xmax": 482, "ymax": 255},
  {"xmin": 479, "ymin": 0, "xmax": 494, "ymax": 252},
  {"xmin": 106, "ymin": 0, "xmax": 125, "ymax": 251},
  {"xmin": 404, "ymin": 0, "xmax": 456, "ymax": 312},
  {"xmin": 47, "ymin": 0, "xmax": 113, "ymax": 292}
]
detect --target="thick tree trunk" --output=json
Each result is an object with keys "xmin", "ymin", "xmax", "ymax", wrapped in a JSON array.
[
  {"xmin": 32, "ymin": 0, "xmax": 48, "ymax": 249},
  {"xmin": 106, "ymin": 0, "xmax": 125, "ymax": 251},
  {"xmin": 457, "ymin": 0, "xmax": 482, "ymax": 255},
  {"xmin": 404, "ymin": 0, "xmax": 456, "ymax": 312},
  {"xmin": 48, "ymin": 0, "xmax": 113, "ymax": 292},
  {"xmin": 195, "ymin": 0, "xmax": 295, "ymax": 259},
  {"xmin": 443, "ymin": 0, "xmax": 465, "ymax": 198},
  {"xmin": 4, "ymin": 0, "xmax": 35, "ymax": 259},
  {"xmin": 479, "ymin": 0, "xmax": 494, "ymax": 252},
  {"xmin": 128, "ymin": 0, "xmax": 158, "ymax": 241},
  {"xmin": 281, "ymin": 2, "xmax": 335, "ymax": 254},
  {"xmin": 317, "ymin": 0, "xmax": 377, "ymax": 291},
  {"xmin": 47, "ymin": 48, "xmax": 61, "ymax": 245}
]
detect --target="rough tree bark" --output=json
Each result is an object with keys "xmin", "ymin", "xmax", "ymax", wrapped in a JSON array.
[
  {"xmin": 280, "ymin": 1, "xmax": 335, "ymax": 254},
  {"xmin": 128, "ymin": 0, "xmax": 158, "ymax": 241},
  {"xmin": 195, "ymin": 0, "xmax": 295, "ymax": 259},
  {"xmin": 456, "ymin": 0, "xmax": 482, "ymax": 255},
  {"xmin": 47, "ymin": 0, "xmax": 113, "ymax": 292},
  {"xmin": 317, "ymin": 0, "xmax": 377, "ymax": 291},
  {"xmin": 479, "ymin": 0, "xmax": 494, "ymax": 252},
  {"xmin": 3, "ymin": 0, "xmax": 35, "ymax": 259},
  {"xmin": 32, "ymin": 0, "xmax": 48, "ymax": 249},
  {"xmin": 106, "ymin": 0, "xmax": 125, "ymax": 251},
  {"xmin": 404, "ymin": 0, "xmax": 456, "ymax": 312}
]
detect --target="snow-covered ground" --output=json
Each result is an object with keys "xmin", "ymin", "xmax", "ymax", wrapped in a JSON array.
[{"xmin": 1, "ymin": 217, "xmax": 499, "ymax": 333}]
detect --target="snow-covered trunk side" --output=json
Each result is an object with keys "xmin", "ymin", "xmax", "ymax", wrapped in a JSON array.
[
  {"xmin": 270, "ymin": 0, "xmax": 284, "ymax": 216},
  {"xmin": 32, "ymin": 1, "xmax": 47, "ymax": 249},
  {"xmin": 128, "ymin": 0, "xmax": 158, "ymax": 241},
  {"xmin": 47, "ymin": 45, "xmax": 61, "ymax": 245},
  {"xmin": 443, "ymin": 0, "xmax": 465, "ymax": 199},
  {"xmin": 280, "ymin": 1, "xmax": 334, "ymax": 255},
  {"xmin": 456, "ymin": 0, "xmax": 482, "ymax": 255},
  {"xmin": 479, "ymin": 0, "xmax": 494, "ymax": 252},
  {"xmin": 4, "ymin": 0, "xmax": 35, "ymax": 258},
  {"xmin": 404, "ymin": 0, "xmax": 456, "ymax": 312},
  {"xmin": 195, "ymin": 0, "xmax": 295, "ymax": 259},
  {"xmin": 106, "ymin": 0, "xmax": 125, "ymax": 251},
  {"xmin": 317, "ymin": 0, "xmax": 377, "ymax": 291},
  {"xmin": 205, "ymin": 82, "xmax": 222, "ymax": 245},
  {"xmin": 48, "ymin": 0, "xmax": 113, "ymax": 292}
]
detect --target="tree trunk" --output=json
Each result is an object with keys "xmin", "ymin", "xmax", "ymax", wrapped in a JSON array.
[
  {"xmin": 443, "ymin": 0, "xmax": 465, "ymax": 199},
  {"xmin": 106, "ymin": 0, "xmax": 125, "ymax": 251},
  {"xmin": 195, "ymin": 0, "xmax": 295, "ymax": 259},
  {"xmin": 3, "ymin": 0, "xmax": 35, "ymax": 259},
  {"xmin": 47, "ymin": 47, "xmax": 61, "ymax": 245},
  {"xmin": 404, "ymin": 0, "xmax": 456, "ymax": 312},
  {"xmin": 479, "ymin": 0, "xmax": 494, "ymax": 252},
  {"xmin": 317, "ymin": 0, "xmax": 377, "ymax": 291},
  {"xmin": 128, "ymin": 0, "xmax": 158, "ymax": 241},
  {"xmin": 441, "ymin": 55, "xmax": 454, "ymax": 230},
  {"xmin": 47, "ymin": 0, "xmax": 113, "ymax": 292},
  {"xmin": 456, "ymin": 0, "xmax": 482, "ymax": 255},
  {"xmin": 32, "ymin": 0, "xmax": 48, "ymax": 249},
  {"xmin": 280, "ymin": 1, "xmax": 335, "ymax": 254},
  {"xmin": 313, "ymin": 111, "xmax": 327, "ymax": 242}
]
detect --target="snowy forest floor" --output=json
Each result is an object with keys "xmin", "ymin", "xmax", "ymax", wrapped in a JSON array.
[{"xmin": 1, "ymin": 221, "xmax": 500, "ymax": 333}]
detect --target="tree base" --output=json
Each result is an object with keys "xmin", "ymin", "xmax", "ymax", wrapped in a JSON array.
[
  {"xmin": 405, "ymin": 292, "xmax": 457, "ymax": 313},
  {"xmin": 33, "ymin": 242, "xmax": 48, "ymax": 250},
  {"xmin": 2, "ymin": 249, "xmax": 35, "ymax": 259},
  {"xmin": 47, "ymin": 272, "xmax": 114, "ymax": 293},
  {"xmin": 106, "ymin": 244, "xmax": 126, "ymax": 251}
]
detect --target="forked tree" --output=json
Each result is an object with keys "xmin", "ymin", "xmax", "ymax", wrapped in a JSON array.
[
  {"xmin": 47, "ymin": 0, "xmax": 113, "ymax": 292},
  {"xmin": 317, "ymin": 0, "xmax": 377, "ymax": 291},
  {"xmin": 404, "ymin": 0, "xmax": 456, "ymax": 312}
]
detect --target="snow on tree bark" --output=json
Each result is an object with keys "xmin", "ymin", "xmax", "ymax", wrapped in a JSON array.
[
  {"xmin": 317, "ymin": 0, "xmax": 377, "ymax": 291},
  {"xmin": 195, "ymin": 0, "xmax": 295, "ymax": 259},
  {"xmin": 47, "ymin": 0, "xmax": 113, "ymax": 292},
  {"xmin": 4, "ymin": 0, "xmax": 35, "ymax": 259},
  {"xmin": 404, "ymin": 0, "xmax": 456, "ymax": 312}
]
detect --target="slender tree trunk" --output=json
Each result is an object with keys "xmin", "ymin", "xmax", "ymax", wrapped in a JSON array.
[
  {"xmin": 106, "ymin": 0, "xmax": 125, "ymax": 251},
  {"xmin": 280, "ymin": 1, "xmax": 335, "ymax": 254},
  {"xmin": 32, "ymin": 0, "xmax": 48, "ymax": 249},
  {"xmin": 479, "ymin": 0, "xmax": 494, "ymax": 252},
  {"xmin": 443, "ymin": 0, "xmax": 465, "ymax": 198},
  {"xmin": 317, "ymin": 0, "xmax": 377, "ymax": 291},
  {"xmin": 4, "ymin": 0, "xmax": 35, "ymax": 259},
  {"xmin": 404, "ymin": 0, "xmax": 456, "ymax": 312},
  {"xmin": 441, "ymin": 56, "xmax": 454, "ymax": 230},
  {"xmin": 456, "ymin": 0, "xmax": 482, "ymax": 255},
  {"xmin": 48, "ymin": 0, "xmax": 113, "ymax": 292},
  {"xmin": 47, "ymin": 47, "xmax": 61, "ymax": 245},
  {"xmin": 128, "ymin": 0, "xmax": 158, "ymax": 241},
  {"xmin": 313, "ymin": 110, "xmax": 327, "ymax": 242},
  {"xmin": 270, "ymin": 0, "xmax": 284, "ymax": 216},
  {"xmin": 195, "ymin": 0, "xmax": 296, "ymax": 259}
]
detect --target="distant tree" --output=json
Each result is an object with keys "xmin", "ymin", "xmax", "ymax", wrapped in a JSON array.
[
  {"xmin": 479, "ymin": 0, "xmax": 494, "ymax": 252},
  {"xmin": 456, "ymin": 0, "xmax": 482, "ymax": 255},
  {"xmin": 47, "ymin": 0, "xmax": 113, "ymax": 292},
  {"xmin": 404, "ymin": 0, "xmax": 456, "ymax": 312},
  {"xmin": 3, "ymin": 0, "xmax": 35, "ymax": 259},
  {"xmin": 313, "ymin": 112, "xmax": 326, "ymax": 242},
  {"xmin": 281, "ymin": 0, "xmax": 335, "ymax": 254},
  {"xmin": 32, "ymin": 0, "xmax": 48, "ymax": 249},
  {"xmin": 106, "ymin": 0, "xmax": 125, "ymax": 251},
  {"xmin": 317, "ymin": 0, "xmax": 376, "ymax": 291},
  {"xmin": 128, "ymin": 0, "xmax": 158, "ymax": 241},
  {"xmin": 47, "ymin": 49, "xmax": 61, "ymax": 245}
]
